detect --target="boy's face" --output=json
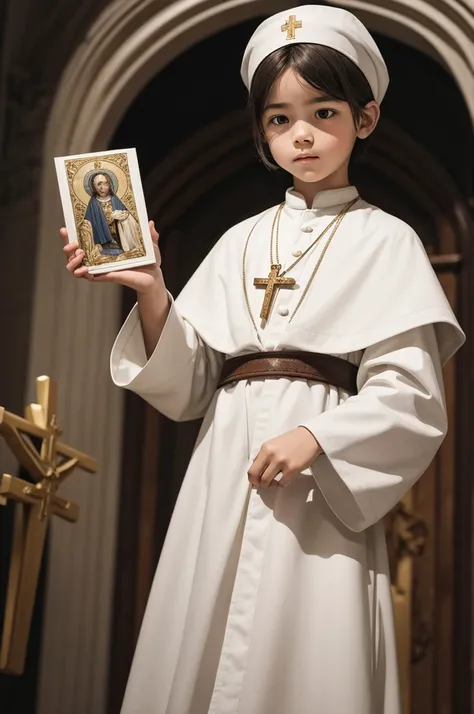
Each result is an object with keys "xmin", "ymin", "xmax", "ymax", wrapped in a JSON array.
[{"xmin": 261, "ymin": 69, "xmax": 378, "ymax": 192}]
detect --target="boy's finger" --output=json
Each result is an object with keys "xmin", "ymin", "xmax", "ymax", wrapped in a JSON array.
[
  {"xmin": 66, "ymin": 253, "xmax": 84, "ymax": 271},
  {"xmin": 149, "ymin": 220, "xmax": 160, "ymax": 243},
  {"xmin": 60, "ymin": 227, "xmax": 70, "ymax": 245},
  {"xmin": 63, "ymin": 243, "xmax": 79, "ymax": 255}
]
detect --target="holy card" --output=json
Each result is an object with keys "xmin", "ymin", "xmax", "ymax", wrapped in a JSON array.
[{"xmin": 54, "ymin": 148, "xmax": 155, "ymax": 274}]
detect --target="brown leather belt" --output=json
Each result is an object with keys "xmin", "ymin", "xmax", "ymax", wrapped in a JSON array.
[{"xmin": 217, "ymin": 351, "xmax": 358, "ymax": 394}]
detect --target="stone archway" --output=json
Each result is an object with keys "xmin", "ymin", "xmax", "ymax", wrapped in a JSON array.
[{"xmin": 28, "ymin": 3, "xmax": 474, "ymax": 714}]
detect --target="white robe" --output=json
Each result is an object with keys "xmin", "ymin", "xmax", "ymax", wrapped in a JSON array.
[{"xmin": 110, "ymin": 185, "xmax": 464, "ymax": 714}]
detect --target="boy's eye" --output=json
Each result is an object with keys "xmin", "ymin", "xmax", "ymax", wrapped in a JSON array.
[
  {"xmin": 315, "ymin": 108, "xmax": 336, "ymax": 120},
  {"xmin": 269, "ymin": 115, "xmax": 288, "ymax": 126}
]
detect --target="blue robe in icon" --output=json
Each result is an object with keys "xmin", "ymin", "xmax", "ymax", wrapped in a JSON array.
[{"xmin": 84, "ymin": 194, "xmax": 128, "ymax": 248}]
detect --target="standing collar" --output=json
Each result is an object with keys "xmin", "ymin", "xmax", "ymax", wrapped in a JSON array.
[{"xmin": 285, "ymin": 185, "xmax": 359, "ymax": 211}]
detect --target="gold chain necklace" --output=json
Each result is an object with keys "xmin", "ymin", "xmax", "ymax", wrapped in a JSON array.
[
  {"xmin": 270, "ymin": 201, "xmax": 342, "ymax": 276},
  {"xmin": 242, "ymin": 196, "xmax": 359, "ymax": 332}
]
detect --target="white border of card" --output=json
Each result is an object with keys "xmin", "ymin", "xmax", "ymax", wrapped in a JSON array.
[{"xmin": 54, "ymin": 147, "xmax": 156, "ymax": 275}]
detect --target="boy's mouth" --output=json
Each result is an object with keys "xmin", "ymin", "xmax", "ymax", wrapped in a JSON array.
[{"xmin": 294, "ymin": 154, "xmax": 319, "ymax": 162}]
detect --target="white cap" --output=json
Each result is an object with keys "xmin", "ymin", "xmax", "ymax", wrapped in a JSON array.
[{"xmin": 241, "ymin": 5, "xmax": 389, "ymax": 103}]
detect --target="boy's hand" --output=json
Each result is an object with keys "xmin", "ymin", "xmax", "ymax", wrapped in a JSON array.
[
  {"xmin": 61, "ymin": 220, "xmax": 162, "ymax": 294},
  {"xmin": 248, "ymin": 427, "xmax": 322, "ymax": 489}
]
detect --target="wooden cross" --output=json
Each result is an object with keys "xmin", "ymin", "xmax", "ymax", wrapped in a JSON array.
[
  {"xmin": 281, "ymin": 14, "xmax": 303, "ymax": 40},
  {"xmin": 0, "ymin": 375, "xmax": 97, "ymax": 675},
  {"xmin": 253, "ymin": 264, "xmax": 296, "ymax": 320}
]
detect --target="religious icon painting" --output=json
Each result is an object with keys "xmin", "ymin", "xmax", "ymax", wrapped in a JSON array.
[{"xmin": 54, "ymin": 148, "xmax": 155, "ymax": 274}]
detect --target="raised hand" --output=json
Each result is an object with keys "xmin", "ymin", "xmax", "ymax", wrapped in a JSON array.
[{"xmin": 61, "ymin": 220, "xmax": 162, "ymax": 294}]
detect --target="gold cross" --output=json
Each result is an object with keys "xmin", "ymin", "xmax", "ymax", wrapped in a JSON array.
[
  {"xmin": 0, "ymin": 376, "xmax": 97, "ymax": 674},
  {"xmin": 253, "ymin": 264, "xmax": 296, "ymax": 321},
  {"xmin": 281, "ymin": 14, "xmax": 303, "ymax": 40}
]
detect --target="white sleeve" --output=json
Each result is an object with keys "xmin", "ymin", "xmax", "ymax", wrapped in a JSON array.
[
  {"xmin": 300, "ymin": 325, "xmax": 447, "ymax": 532},
  {"xmin": 110, "ymin": 295, "xmax": 225, "ymax": 421}
]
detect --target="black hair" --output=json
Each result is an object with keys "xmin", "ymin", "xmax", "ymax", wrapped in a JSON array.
[{"xmin": 248, "ymin": 43, "xmax": 375, "ymax": 169}]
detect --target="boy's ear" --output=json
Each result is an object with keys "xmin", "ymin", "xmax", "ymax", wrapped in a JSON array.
[{"xmin": 357, "ymin": 101, "xmax": 380, "ymax": 139}]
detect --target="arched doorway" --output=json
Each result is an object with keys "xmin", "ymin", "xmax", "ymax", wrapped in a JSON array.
[{"xmin": 29, "ymin": 3, "xmax": 473, "ymax": 714}]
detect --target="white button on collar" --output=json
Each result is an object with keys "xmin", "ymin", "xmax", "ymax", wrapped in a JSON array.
[
  {"xmin": 292, "ymin": 249, "xmax": 302, "ymax": 257},
  {"xmin": 277, "ymin": 306, "xmax": 289, "ymax": 317},
  {"xmin": 301, "ymin": 225, "xmax": 313, "ymax": 233}
]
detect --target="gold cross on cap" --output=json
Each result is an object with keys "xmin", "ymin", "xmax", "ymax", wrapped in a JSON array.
[{"xmin": 281, "ymin": 14, "xmax": 303, "ymax": 40}]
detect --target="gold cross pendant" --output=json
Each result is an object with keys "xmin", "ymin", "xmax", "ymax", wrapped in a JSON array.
[
  {"xmin": 253, "ymin": 264, "xmax": 296, "ymax": 321},
  {"xmin": 281, "ymin": 14, "xmax": 303, "ymax": 40}
]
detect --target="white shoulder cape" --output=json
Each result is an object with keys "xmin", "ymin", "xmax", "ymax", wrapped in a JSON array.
[{"xmin": 175, "ymin": 201, "xmax": 464, "ymax": 365}]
